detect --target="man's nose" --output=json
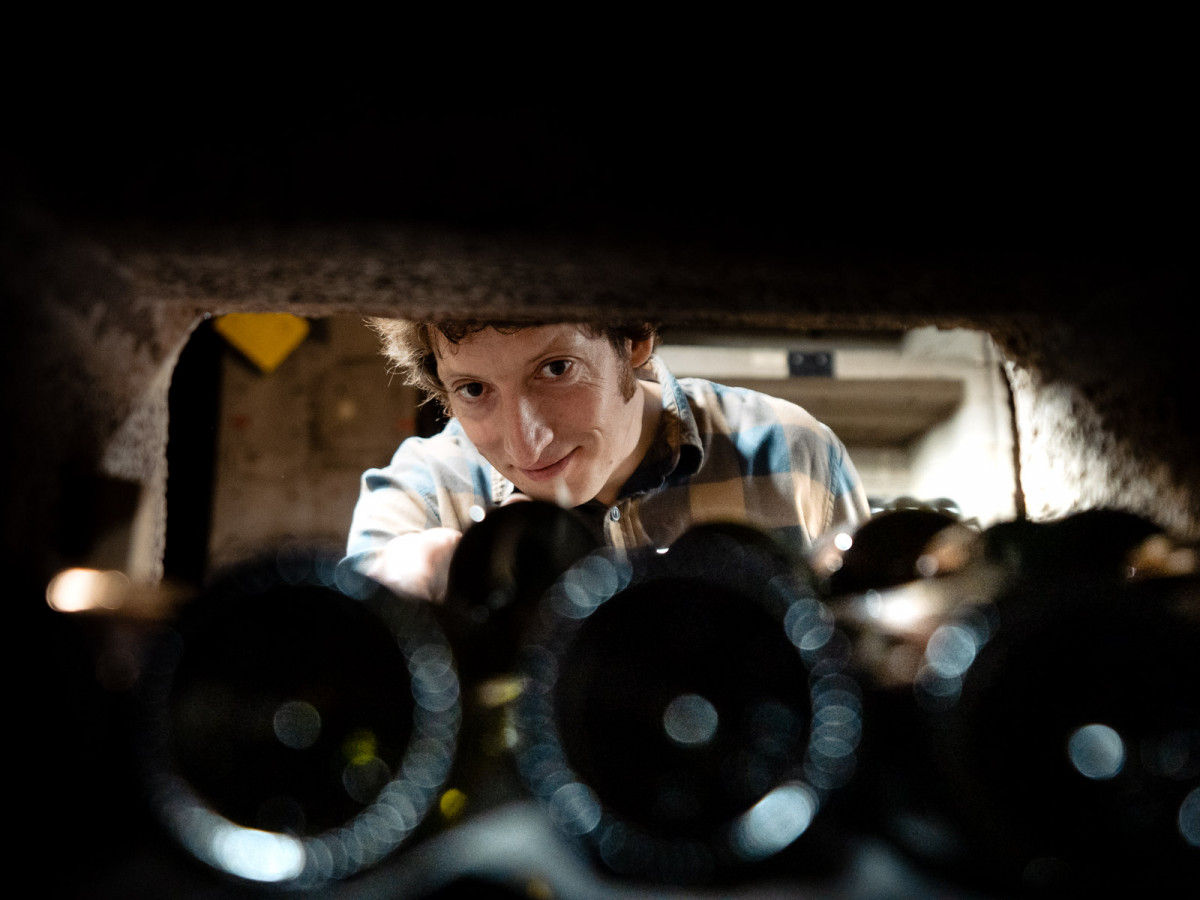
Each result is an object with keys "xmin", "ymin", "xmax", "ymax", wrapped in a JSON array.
[{"xmin": 503, "ymin": 396, "xmax": 553, "ymax": 467}]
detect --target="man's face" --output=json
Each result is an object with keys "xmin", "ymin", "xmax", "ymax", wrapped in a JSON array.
[{"xmin": 434, "ymin": 324, "xmax": 650, "ymax": 507}]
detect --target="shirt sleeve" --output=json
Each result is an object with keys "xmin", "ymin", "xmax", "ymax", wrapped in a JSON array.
[
  {"xmin": 821, "ymin": 424, "xmax": 872, "ymax": 536},
  {"xmin": 667, "ymin": 376, "xmax": 871, "ymax": 549},
  {"xmin": 341, "ymin": 423, "xmax": 500, "ymax": 576},
  {"xmin": 761, "ymin": 394, "xmax": 870, "ymax": 544}
]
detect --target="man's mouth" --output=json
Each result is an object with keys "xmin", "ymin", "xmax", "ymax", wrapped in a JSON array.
[{"xmin": 519, "ymin": 449, "xmax": 575, "ymax": 482}]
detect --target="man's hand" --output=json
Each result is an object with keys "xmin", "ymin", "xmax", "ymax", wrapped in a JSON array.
[{"xmin": 364, "ymin": 527, "xmax": 462, "ymax": 602}]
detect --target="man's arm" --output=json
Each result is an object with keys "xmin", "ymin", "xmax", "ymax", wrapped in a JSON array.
[
  {"xmin": 360, "ymin": 527, "xmax": 463, "ymax": 602},
  {"xmin": 823, "ymin": 426, "xmax": 872, "ymax": 536},
  {"xmin": 341, "ymin": 428, "xmax": 504, "ymax": 602}
]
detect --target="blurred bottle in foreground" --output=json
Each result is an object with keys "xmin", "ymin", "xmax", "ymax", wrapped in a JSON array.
[
  {"xmin": 822, "ymin": 506, "xmax": 1200, "ymax": 896},
  {"xmin": 442, "ymin": 500, "xmax": 600, "ymax": 681},
  {"xmin": 515, "ymin": 522, "xmax": 864, "ymax": 886},
  {"xmin": 136, "ymin": 545, "xmax": 462, "ymax": 889}
]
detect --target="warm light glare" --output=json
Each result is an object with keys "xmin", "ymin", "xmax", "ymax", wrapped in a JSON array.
[
  {"xmin": 871, "ymin": 586, "xmax": 937, "ymax": 631},
  {"xmin": 46, "ymin": 568, "xmax": 129, "ymax": 613},
  {"xmin": 477, "ymin": 676, "xmax": 524, "ymax": 708}
]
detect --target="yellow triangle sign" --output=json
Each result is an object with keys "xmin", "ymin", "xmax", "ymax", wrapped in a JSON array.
[{"xmin": 214, "ymin": 313, "xmax": 310, "ymax": 374}]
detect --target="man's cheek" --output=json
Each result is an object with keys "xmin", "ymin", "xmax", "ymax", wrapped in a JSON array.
[{"xmin": 461, "ymin": 423, "xmax": 498, "ymax": 456}]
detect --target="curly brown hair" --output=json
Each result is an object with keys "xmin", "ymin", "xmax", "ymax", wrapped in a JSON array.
[{"xmin": 366, "ymin": 317, "xmax": 661, "ymax": 410}]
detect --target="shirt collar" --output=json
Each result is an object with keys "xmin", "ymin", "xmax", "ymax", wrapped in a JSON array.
[{"xmin": 618, "ymin": 355, "xmax": 703, "ymax": 497}]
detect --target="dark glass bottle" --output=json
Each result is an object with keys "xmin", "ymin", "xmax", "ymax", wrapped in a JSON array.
[
  {"xmin": 137, "ymin": 544, "xmax": 461, "ymax": 888},
  {"xmin": 442, "ymin": 500, "xmax": 600, "ymax": 680},
  {"xmin": 830, "ymin": 508, "xmax": 1200, "ymax": 896},
  {"xmin": 515, "ymin": 522, "xmax": 863, "ymax": 885}
]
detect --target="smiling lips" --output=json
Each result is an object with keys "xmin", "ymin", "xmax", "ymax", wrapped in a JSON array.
[{"xmin": 519, "ymin": 448, "xmax": 575, "ymax": 482}]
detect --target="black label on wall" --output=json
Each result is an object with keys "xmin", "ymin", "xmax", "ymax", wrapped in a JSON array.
[{"xmin": 787, "ymin": 350, "xmax": 834, "ymax": 377}]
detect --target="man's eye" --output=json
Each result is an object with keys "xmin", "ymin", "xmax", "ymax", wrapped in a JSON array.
[
  {"xmin": 456, "ymin": 382, "xmax": 485, "ymax": 399},
  {"xmin": 543, "ymin": 359, "xmax": 572, "ymax": 377}
]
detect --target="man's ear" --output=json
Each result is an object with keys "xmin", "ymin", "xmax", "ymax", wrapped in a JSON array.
[{"xmin": 629, "ymin": 336, "xmax": 655, "ymax": 369}]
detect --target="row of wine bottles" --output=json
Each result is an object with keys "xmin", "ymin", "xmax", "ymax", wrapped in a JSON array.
[
  {"xmin": 824, "ymin": 506, "xmax": 1200, "ymax": 895},
  {"xmin": 134, "ymin": 502, "xmax": 1200, "ymax": 895}
]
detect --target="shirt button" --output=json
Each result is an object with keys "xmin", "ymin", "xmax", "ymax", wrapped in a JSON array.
[{"xmin": 608, "ymin": 506, "xmax": 621, "ymax": 522}]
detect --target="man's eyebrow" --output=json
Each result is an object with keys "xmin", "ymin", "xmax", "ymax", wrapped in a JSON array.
[{"xmin": 438, "ymin": 331, "xmax": 585, "ymax": 381}]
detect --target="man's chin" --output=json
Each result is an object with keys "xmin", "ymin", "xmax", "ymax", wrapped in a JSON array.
[{"xmin": 516, "ymin": 480, "xmax": 586, "ymax": 508}]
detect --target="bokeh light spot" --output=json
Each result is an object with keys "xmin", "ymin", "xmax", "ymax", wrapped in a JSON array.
[
  {"xmin": 439, "ymin": 787, "xmax": 468, "ymax": 822},
  {"xmin": 662, "ymin": 694, "xmax": 720, "ymax": 747},
  {"xmin": 925, "ymin": 624, "xmax": 978, "ymax": 678},
  {"xmin": 1178, "ymin": 786, "xmax": 1200, "ymax": 847},
  {"xmin": 273, "ymin": 700, "xmax": 321, "ymax": 750},
  {"xmin": 732, "ymin": 783, "xmax": 817, "ymax": 860},
  {"xmin": 1068, "ymin": 723, "xmax": 1126, "ymax": 780},
  {"xmin": 342, "ymin": 729, "xmax": 378, "ymax": 766},
  {"xmin": 210, "ymin": 823, "xmax": 305, "ymax": 882}
]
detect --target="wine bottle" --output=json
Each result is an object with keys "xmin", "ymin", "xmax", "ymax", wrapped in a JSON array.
[
  {"xmin": 136, "ymin": 543, "xmax": 462, "ymax": 888},
  {"xmin": 442, "ymin": 500, "xmax": 600, "ymax": 680},
  {"xmin": 829, "ymin": 509, "xmax": 1200, "ymax": 895},
  {"xmin": 514, "ymin": 522, "xmax": 863, "ymax": 885}
]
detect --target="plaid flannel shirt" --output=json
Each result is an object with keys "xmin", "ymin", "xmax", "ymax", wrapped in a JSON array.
[{"xmin": 343, "ymin": 356, "xmax": 869, "ymax": 572}]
